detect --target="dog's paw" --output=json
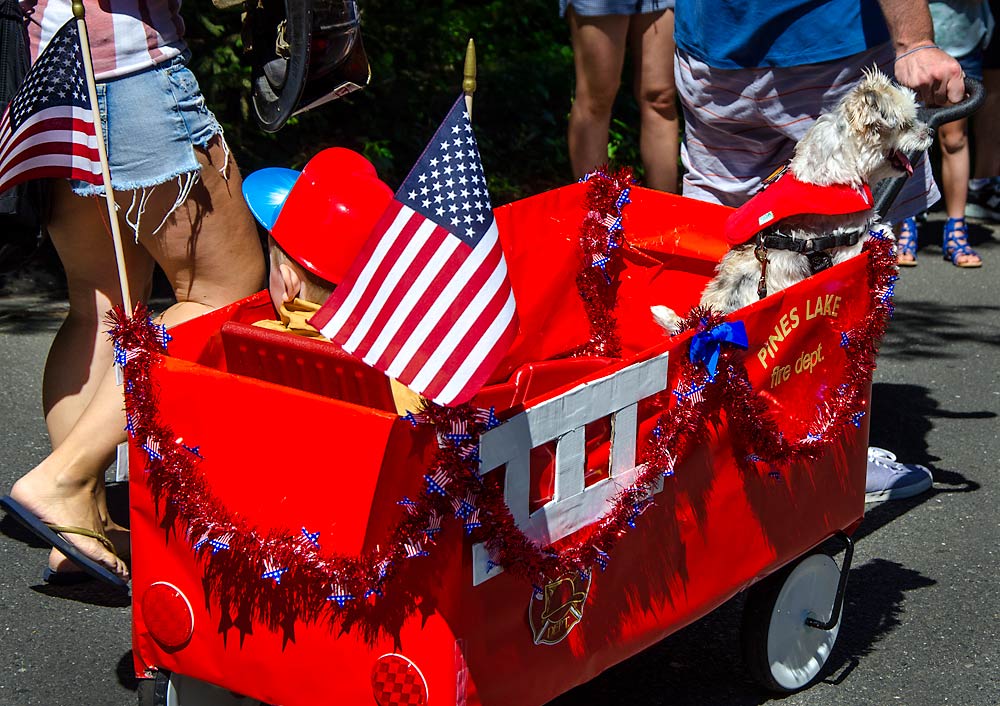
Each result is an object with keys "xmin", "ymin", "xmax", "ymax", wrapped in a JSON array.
[{"xmin": 651, "ymin": 305, "xmax": 683, "ymax": 335}]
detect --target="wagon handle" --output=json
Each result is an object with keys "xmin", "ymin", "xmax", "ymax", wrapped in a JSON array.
[
  {"xmin": 804, "ymin": 531, "xmax": 855, "ymax": 631},
  {"xmin": 874, "ymin": 76, "xmax": 985, "ymax": 218}
]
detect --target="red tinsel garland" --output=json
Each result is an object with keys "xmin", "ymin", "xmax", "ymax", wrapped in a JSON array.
[
  {"xmin": 572, "ymin": 167, "xmax": 634, "ymax": 357},
  {"xmin": 113, "ymin": 176, "xmax": 897, "ymax": 634}
]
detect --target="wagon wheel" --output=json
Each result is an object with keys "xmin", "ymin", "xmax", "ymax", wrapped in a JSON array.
[
  {"xmin": 740, "ymin": 545, "xmax": 851, "ymax": 693},
  {"xmin": 137, "ymin": 670, "xmax": 271, "ymax": 706}
]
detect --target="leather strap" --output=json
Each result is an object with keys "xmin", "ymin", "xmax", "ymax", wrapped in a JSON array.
[{"xmin": 47, "ymin": 524, "xmax": 117, "ymax": 556}]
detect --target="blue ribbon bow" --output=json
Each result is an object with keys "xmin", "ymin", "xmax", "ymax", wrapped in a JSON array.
[{"xmin": 689, "ymin": 321, "xmax": 749, "ymax": 381}]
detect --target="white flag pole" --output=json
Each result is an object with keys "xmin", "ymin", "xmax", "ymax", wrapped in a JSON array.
[
  {"xmin": 463, "ymin": 38, "xmax": 476, "ymax": 119},
  {"xmin": 72, "ymin": 0, "xmax": 133, "ymax": 314}
]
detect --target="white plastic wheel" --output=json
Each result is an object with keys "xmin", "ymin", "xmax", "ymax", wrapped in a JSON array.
[{"xmin": 741, "ymin": 553, "xmax": 843, "ymax": 692}]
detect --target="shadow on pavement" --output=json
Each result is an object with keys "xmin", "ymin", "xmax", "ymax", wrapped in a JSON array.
[
  {"xmin": 0, "ymin": 299, "xmax": 66, "ymax": 335},
  {"xmin": 30, "ymin": 580, "xmax": 131, "ymax": 608},
  {"xmin": 821, "ymin": 559, "xmax": 936, "ymax": 684},
  {"xmin": 880, "ymin": 299, "xmax": 1000, "ymax": 363},
  {"xmin": 0, "ymin": 513, "xmax": 48, "ymax": 548},
  {"xmin": 551, "ymin": 589, "xmax": 771, "ymax": 706},
  {"xmin": 551, "ymin": 558, "xmax": 939, "ymax": 705},
  {"xmin": 870, "ymin": 382, "xmax": 995, "ymax": 467},
  {"xmin": 117, "ymin": 650, "xmax": 141, "ymax": 691}
]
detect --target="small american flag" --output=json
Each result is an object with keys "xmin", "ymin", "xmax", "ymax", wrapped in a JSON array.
[
  {"xmin": 310, "ymin": 96, "xmax": 518, "ymax": 406},
  {"xmin": 0, "ymin": 21, "xmax": 102, "ymax": 194}
]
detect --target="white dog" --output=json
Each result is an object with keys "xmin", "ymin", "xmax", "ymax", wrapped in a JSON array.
[{"xmin": 652, "ymin": 68, "xmax": 931, "ymax": 332}]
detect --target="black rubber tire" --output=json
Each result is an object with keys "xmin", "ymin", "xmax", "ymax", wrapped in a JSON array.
[{"xmin": 136, "ymin": 671, "xmax": 170, "ymax": 706}]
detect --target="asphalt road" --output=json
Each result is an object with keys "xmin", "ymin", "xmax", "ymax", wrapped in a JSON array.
[{"xmin": 0, "ymin": 214, "xmax": 997, "ymax": 706}]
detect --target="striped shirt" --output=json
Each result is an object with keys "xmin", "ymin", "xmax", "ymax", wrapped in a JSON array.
[{"xmin": 20, "ymin": 0, "xmax": 186, "ymax": 81}]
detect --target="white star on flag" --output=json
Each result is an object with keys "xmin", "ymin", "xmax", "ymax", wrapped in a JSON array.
[{"xmin": 0, "ymin": 21, "xmax": 102, "ymax": 194}]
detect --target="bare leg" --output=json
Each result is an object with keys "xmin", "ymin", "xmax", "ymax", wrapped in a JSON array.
[
  {"xmin": 567, "ymin": 10, "xmax": 630, "ymax": 179},
  {"xmin": 629, "ymin": 9, "xmax": 679, "ymax": 192},
  {"xmin": 13, "ymin": 138, "xmax": 264, "ymax": 577},
  {"xmin": 940, "ymin": 118, "xmax": 970, "ymax": 219},
  {"xmin": 13, "ymin": 179, "xmax": 155, "ymax": 578},
  {"xmin": 939, "ymin": 118, "xmax": 980, "ymax": 266},
  {"xmin": 42, "ymin": 181, "xmax": 155, "ymax": 448}
]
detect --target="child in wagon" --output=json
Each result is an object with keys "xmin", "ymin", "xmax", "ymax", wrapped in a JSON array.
[
  {"xmin": 242, "ymin": 147, "xmax": 423, "ymax": 414},
  {"xmin": 243, "ymin": 146, "xmax": 597, "ymax": 410}
]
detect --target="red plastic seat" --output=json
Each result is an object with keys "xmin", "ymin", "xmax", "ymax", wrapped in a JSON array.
[{"xmin": 219, "ymin": 321, "xmax": 397, "ymax": 412}]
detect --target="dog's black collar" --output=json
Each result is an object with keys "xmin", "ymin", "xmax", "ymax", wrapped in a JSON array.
[
  {"xmin": 758, "ymin": 231, "xmax": 862, "ymax": 254},
  {"xmin": 753, "ymin": 230, "xmax": 863, "ymax": 298}
]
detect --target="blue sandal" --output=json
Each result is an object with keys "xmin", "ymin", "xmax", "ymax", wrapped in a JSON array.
[
  {"xmin": 942, "ymin": 217, "xmax": 982, "ymax": 268},
  {"xmin": 896, "ymin": 217, "xmax": 918, "ymax": 266}
]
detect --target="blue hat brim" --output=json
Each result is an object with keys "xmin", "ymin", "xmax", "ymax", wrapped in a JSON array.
[{"xmin": 242, "ymin": 167, "xmax": 301, "ymax": 231}]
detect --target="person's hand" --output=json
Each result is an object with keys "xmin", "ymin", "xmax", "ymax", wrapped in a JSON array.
[{"xmin": 893, "ymin": 44, "xmax": 965, "ymax": 105}]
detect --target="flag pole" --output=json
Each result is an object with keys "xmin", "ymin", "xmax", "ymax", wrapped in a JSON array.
[
  {"xmin": 71, "ymin": 0, "xmax": 133, "ymax": 314},
  {"xmin": 463, "ymin": 38, "xmax": 476, "ymax": 119}
]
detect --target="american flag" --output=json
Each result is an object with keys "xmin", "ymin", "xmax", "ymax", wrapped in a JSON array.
[
  {"xmin": 309, "ymin": 96, "xmax": 518, "ymax": 406},
  {"xmin": 0, "ymin": 21, "xmax": 102, "ymax": 195}
]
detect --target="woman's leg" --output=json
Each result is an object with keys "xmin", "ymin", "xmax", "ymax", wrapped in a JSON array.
[
  {"xmin": 14, "ymin": 138, "xmax": 263, "ymax": 578},
  {"xmin": 939, "ymin": 118, "xmax": 971, "ymax": 220},
  {"xmin": 42, "ymin": 182, "xmax": 155, "ymax": 448},
  {"xmin": 12, "ymin": 179, "xmax": 156, "ymax": 578},
  {"xmin": 939, "ymin": 117, "xmax": 981, "ymax": 266},
  {"xmin": 629, "ymin": 9, "xmax": 679, "ymax": 192},
  {"xmin": 567, "ymin": 10, "xmax": 630, "ymax": 179}
]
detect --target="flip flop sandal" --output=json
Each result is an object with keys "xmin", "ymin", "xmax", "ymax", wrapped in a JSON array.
[
  {"xmin": 896, "ymin": 217, "xmax": 918, "ymax": 266},
  {"xmin": 942, "ymin": 217, "xmax": 982, "ymax": 268},
  {"xmin": 0, "ymin": 495, "xmax": 128, "ymax": 588}
]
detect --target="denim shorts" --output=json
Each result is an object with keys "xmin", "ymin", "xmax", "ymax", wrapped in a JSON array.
[
  {"xmin": 71, "ymin": 51, "xmax": 224, "ymax": 198},
  {"xmin": 560, "ymin": 0, "xmax": 674, "ymax": 18}
]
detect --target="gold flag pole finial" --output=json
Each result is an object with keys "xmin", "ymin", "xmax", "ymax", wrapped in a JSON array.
[
  {"xmin": 71, "ymin": 0, "xmax": 84, "ymax": 18},
  {"xmin": 463, "ymin": 38, "xmax": 476, "ymax": 119}
]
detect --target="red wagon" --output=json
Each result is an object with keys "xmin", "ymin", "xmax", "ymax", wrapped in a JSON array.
[{"xmin": 123, "ymin": 177, "xmax": 889, "ymax": 706}]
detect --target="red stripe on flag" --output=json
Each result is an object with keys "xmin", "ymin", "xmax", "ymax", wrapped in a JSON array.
[
  {"xmin": 0, "ymin": 139, "xmax": 100, "ymax": 174},
  {"xmin": 331, "ymin": 206, "xmax": 431, "ymax": 341},
  {"xmin": 394, "ymin": 238, "xmax": 504, "ymax": 384},
  {"xmin": 0, "ymin": 115, "xmax": 97, "ymax": 155},
  {"xmin": 0, "ymin": 164, "xmax": 100, "ymax": 184},
  {"xmin": 367, "ymin": 240, "xmax": 470, "ymax": 371},
  {"xmin": 421, "ymin": 278, "xmax": 516, "ymax": 402},
  {"xmin": 344, "ymin": 223, "xmax": 451, "ymax": 358},
  {"xmin": 307, "ymin": 201, "xmax": 407, "ymax": 332}
]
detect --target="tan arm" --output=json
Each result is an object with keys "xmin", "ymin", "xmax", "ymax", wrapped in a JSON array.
[{"xmin": 877, "ymin": 0, "xmax": 965, "ymax": 105}]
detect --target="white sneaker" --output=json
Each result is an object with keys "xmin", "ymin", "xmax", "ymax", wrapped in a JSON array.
[{"xmin": 865, "ymin": 447, "xmax": 932, "ymax": 503}]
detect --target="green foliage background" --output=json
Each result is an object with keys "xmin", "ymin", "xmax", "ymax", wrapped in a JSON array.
[{"xmin": 184, "ymin": 0, "xmax": 644, "ymax": 204}]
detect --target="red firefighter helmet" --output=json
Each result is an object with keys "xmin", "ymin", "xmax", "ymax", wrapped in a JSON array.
[{"xmin": 242, "ymin": 147, "xmax": 393, "ymax": 286}]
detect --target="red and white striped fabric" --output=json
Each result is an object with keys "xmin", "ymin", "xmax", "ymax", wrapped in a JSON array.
[
  {"xmin": 310, "ymin": 96, "xmax": 518, "ymax": 407},
  {"xmin": 0, "ymin": 21, "xmax": 102, "ymax": 194},
  {"xmin": 20, "ymin": 0, "xmax": 185, "ymax": 80}
]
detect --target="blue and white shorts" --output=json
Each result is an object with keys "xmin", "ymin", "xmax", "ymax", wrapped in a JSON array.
[
  {"xmin": 675, "ymin": 43, "xmax": 940, "ymax": 223},
  {"xmin": 560, "ymin": 0, "xmax": 674, "ymax": 18},
  {"xmin": 71, "ymin": 51, "xmax": 229, "ymax": 236}
]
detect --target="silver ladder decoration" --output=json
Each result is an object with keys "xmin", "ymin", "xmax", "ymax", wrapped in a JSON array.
[{"xmin": 472, "ymin": 350, "xmax": 670, "ymax": 585}]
